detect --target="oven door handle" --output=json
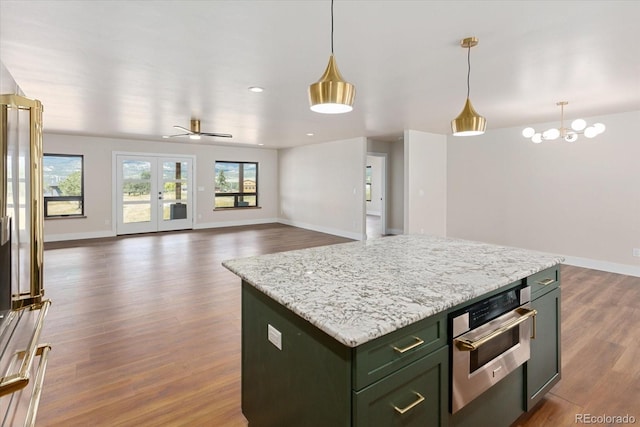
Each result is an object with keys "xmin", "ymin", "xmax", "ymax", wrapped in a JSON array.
[{"xmin": 454, "ymin": 307, "xmax": 537, "ymax": 351}]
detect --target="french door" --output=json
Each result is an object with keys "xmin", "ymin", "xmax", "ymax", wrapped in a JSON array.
[{"xmin": 115, "ymin": 154, "xmax": 193, "ymax": 235}]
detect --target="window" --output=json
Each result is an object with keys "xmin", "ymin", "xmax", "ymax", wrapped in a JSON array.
[
  {"xmin": 43, "ymin": 154, "xmax": 84, "ymax": 217},
  {"xmin": 214, "ymin": 161, "xmax": 258, "ymax": 208}
]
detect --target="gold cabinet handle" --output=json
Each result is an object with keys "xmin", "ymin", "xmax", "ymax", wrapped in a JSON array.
[
  {"xmin": 536, "ymin": 278, "xmax": 555, "ymax": 286},
  {"xmin": 455, "ymin": 307, "xmax": 537, "ymax": 351},
  {"xmin": 393, "ymin": 392, "xmax": 425, "ymax": 414},
  {"xmin": 392, "ymin": 336, "xmax": 425, "ymax": 354}
]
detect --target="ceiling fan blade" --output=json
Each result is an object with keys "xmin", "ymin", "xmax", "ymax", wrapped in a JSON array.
[
  {"xmin": 166, "ymin": 133, "xmax": 191, "ymax": 138},
  {"xmin": 200, "ymin": 132, "xmax": 233, "ymax": 138},
  {"xmin": 173, "ymin": 125, "xmax": 194, "ymax": 133}
]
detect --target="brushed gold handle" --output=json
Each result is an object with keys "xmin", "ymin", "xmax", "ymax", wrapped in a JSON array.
[
  {"xmin": 393, "ymin": 392, "xmax": 425, "ymax": 414},
  {"xmin": 392, "ymin": 336, "xmax": 425, "ymax": 354},
  {"xmin": 455, "ymin": 307, "xmax": 537, "ymax": 351},
  {"xmin": 536, "ymin": 278, "xmax": 555, "ymax": 286},
  {"xmin": 24, "ymin": 344, "xmax": 52, "ymax": 427},
  {"xmin": 0, "ymin": 299, "xmax": 51, "ymax": 397}
]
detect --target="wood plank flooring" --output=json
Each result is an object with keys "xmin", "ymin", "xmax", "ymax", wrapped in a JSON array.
[{"xmin": 34, "ymin": 224, "xmax": 639, "ymax": 426}]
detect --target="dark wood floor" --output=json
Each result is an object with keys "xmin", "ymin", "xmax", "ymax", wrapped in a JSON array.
[{"xmin": 36, "ymin": 224, "xmax": 639, "ymax": 426}]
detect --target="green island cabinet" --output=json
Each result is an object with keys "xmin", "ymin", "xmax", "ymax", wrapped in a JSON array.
[
  {"xmin": 241, "ymin": 265, "xmax": 561, "ymax": 427},
  {"xmin": 525, "ymin": 266, "xmax": 562, "ymax": 410}
]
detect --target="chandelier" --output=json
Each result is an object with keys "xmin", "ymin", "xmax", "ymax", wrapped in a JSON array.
[{"xmin": 522, "ymin": 101, "xmax": 605, "ymax": 143}]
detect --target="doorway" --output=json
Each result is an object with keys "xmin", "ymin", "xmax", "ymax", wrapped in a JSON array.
[
  {"xmin": 114, "ymin": 154, "xmax": 194, "ymax": 235},
  {"xmin": 365, "ymin": 153, "xmax": 387, "ymax": 239}
]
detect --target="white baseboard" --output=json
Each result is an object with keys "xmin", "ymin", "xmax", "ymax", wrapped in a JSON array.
[
  {"xmin": 194, "ymin": 218, "xmax": 280, "ymax": 230},
  {"xmin": 562, "ymin": 255, "xmax": 640, "ymax": 278},
  {"xmin": 278, "ymin": 218, "xmax": 363, "ymax": 241},
  {"xmin": 44, "ymin": 230, "xmax": 115, "ymax": 242}
]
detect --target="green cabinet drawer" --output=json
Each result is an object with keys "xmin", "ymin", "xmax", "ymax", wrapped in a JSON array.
[
  {"xmin": 353, "ymin": 345, "xmax": 448, "ymax": 427},
  {"xmin": 526, "ymin": 266, "xmax": 560, "ymax": 299},
  {"xmin": 353, "ymin": 314, "xmax": 446, "ymax": 390}
]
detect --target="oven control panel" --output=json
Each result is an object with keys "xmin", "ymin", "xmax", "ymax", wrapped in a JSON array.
[{"xmin": 451, "ymin": 285, "xmax": 530, "ymax": 337}]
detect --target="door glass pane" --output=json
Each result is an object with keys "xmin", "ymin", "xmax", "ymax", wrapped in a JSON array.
[
  {"xmin": 123, "ymin": 204, "xmax": 151, "ymax": 223},
  {"xmin": 122, "ymin": 160, "xmax": 151, "ymax": 201},
  {"xmin": 163, "ymin": 202, "xmax": 187, "ymax": 221},
  {"xmin": 162, "ymin": 182, "xmax": 188, "ymax": 202},
  {"xmin": 163, "ymin": 161, "xmax": 188, "ymax": 180},
  {"xmin": 122, "ymin": 183, "xmax": 151, "ymax": 201}
]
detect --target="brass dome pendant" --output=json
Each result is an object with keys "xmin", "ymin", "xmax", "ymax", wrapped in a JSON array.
[
  {"xmin": 451, "ymin": 98, "xmax": 486, "ymax": 136},
  {"xmin": 309, "ymin": 54, "xmax": 355, "ymax": 114},
  {"xmin": 451, "ymin": 36, "xmax": 486, "ymax": 136}
]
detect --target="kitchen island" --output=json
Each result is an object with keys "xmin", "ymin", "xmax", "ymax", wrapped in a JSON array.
[{"xmin": 223, "ymin": 234, "xmax": 564, "ymax": 427}]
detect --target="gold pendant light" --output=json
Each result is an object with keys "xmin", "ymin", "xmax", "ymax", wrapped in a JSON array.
[
  {"xmin": 451, "ymin": 37, "xmax": 486, "ymax": 136},
  {"xmin": 308, "ymin": 0, "xmax": 355, "ymax": 114}
]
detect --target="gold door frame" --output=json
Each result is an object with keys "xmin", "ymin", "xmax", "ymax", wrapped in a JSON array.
[{"xmin": 0, "ymin": 94, "xmax": 44, "ymax": 308}]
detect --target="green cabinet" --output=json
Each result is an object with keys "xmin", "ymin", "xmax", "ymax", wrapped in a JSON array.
[
  {"xmin": 241, "ymin": 281, "xmax": 447, "ymax": 427},
  {"xmin": 525, "ymin": 267, "xmax": 561, "ymax": 410},
  {"xmin": 354, "ymin": 346, "xmax": 448, "ymax": 427}
]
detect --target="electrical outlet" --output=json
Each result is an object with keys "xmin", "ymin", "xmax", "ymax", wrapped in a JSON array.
[
  {"xmin": 633, "ymin": 248, "xmax": 640, "ymax": 257},
  {"xmin": 268, "ymin": 324, "xmax": 282, "ymax": 350}
]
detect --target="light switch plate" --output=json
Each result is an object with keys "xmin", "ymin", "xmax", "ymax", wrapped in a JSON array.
[{"xmin": 268, "ymin": 324, "xmax": 282, "ymax": 350}]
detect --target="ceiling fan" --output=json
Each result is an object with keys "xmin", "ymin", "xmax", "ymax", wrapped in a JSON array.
[{"xmin": 165, "ymin": 119, "xmax": 232, "ymax": 140}]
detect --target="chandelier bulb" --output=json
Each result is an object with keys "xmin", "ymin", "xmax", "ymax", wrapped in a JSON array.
[
  {"xmin": 584, "ymin": 126, "xmax": 598, "ymax": 138},
  {"xmin": 531, "ymin": 133, "xmax": 542, "ymax": 143},
  {"xmin": 593, "ymin": 123, "xmax": 606, "ymax": 134},
  {"xmin": 571, "ymin": 118, "xmax": 587, "ymax": 131},
  {"xmin": 522, "ymin": 127, "xmax": 535, "ymax": 138}
]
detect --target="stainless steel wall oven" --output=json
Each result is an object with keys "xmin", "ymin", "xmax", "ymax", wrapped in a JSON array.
[{"xmin": 449, "ymin": 284, "xmax": 537, "ymax": 413}]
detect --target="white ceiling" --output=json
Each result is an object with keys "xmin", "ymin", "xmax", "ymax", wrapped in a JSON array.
[{"xmin": 1, "ymin": 1, "xmax": 639, "ymax": 148}]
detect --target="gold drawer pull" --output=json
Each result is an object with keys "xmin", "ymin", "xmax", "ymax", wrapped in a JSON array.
[
  {"xmin": 536, "ymin": 278, "xmax": 555, "ymax": 286},
  {"xmin": 393, "ymin": 392, "xmax": 425, "ymax": 414},
  {"xmin": 392, "ymin": 336, "xmax": 424, "ymax": 354}
]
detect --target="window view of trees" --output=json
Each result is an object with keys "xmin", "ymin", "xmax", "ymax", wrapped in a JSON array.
[
  {"xmin": 43, "ymin": 154, "xmax": 84, "ymax": 217},
  {"xmin": 214, "ymin": 161, "xmax": 258, "ymax": 208}
]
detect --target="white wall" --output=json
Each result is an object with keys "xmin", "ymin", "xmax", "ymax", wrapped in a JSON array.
[
  {"xmin": 43, "ymin": 133, "xmax": 278, "ymax": 241},
  {"xmin": 279, "ymin": 137, "xmax": 366, "ymax": 240},
  {"xmin": 447, "ymin": 110, "xmax": 640, "ymax": 276},
  {"xmin": 404, "ymin": 130, "xmax": 447, "ymax": 237}
]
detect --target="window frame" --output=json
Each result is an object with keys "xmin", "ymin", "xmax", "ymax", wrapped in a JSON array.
[
  {"xmin": 214, "ymin": 160, "xmax": 259, "ymax": 209},
  {"xmin": 43, "ymin": 153, "xmax": 85, "ymax": 218}
]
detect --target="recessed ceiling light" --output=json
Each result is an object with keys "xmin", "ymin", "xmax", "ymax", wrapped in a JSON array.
[
  {"xmin": 248, "ymin": 86, "xmax": 264, "ymax": 93},
  {"xmin": 258, "ymin": 143, "xmax": 264, "ymax": 146},
  {"xmin": 162, "ymin": 135, "xmax": 169, "ymax": 139},
  {"xmin": 306, "ymin": 133, "xmax": 314, "ymax": 137}
]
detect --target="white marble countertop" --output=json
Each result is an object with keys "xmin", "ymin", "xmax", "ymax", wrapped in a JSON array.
[{"xmin": 223, "ymin": 234, "xmax": 564, "ymax": 347}]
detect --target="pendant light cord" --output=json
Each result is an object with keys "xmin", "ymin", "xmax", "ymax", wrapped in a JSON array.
[
  {"xmin": 331, "ymin": 0, "xmax": 334, "ymax": 54},
  {"xmin": 466, "ymin": 45, "xmax": 471, "ymax": 99}
]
